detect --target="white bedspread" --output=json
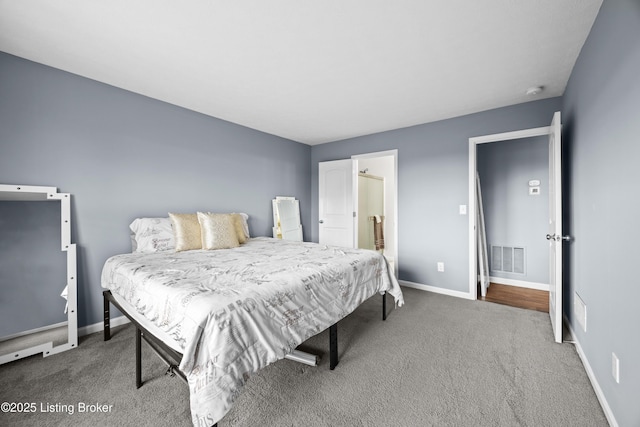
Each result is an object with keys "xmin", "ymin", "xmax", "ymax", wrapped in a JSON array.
[{"xmin": 101, "ymin": 237, "xmax": 403, "ymax": 426}]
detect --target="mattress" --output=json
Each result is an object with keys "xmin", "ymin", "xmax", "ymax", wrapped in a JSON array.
[{"xmin": 101, "ymin": 237, "xmax": 403, "ymax": 426}]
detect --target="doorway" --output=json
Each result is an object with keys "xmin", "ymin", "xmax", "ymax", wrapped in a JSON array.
[
  {"xmin": 468, "ymin": 112, "xmax": 564, "ymax": 342},
  {"xmin": 476, "ymin": 136, "xmax": 551, "ymax": 311},
  {"xmin": 318, "ymin": 150, "xmax": 398, "ymax": 277}
]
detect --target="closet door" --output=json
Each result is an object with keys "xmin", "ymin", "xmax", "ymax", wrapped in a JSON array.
[{"xmin": 319, "ymin": 159, "xmax": 354, "ymax": 248}]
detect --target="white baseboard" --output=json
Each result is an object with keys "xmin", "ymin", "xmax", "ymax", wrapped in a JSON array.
[
  {"xmin": 78, "ymin": 315, "xmax": 130, "ymax": 337},
  {"xmin": 564, "ymin": 316, "xmax": 618, "ymax": 427},
  {"xmin": 399, "ymin": 280, "xmax": 475, "ymax": 300},
  {"xmin": 489, "ymin": 276, "xmax": 549, "ymax": 291}
]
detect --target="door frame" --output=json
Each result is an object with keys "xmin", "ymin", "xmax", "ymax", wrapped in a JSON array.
[
  {"xmin": 352, "ymin": 149, "xmax": 398, "ymax": 277},
  {"xmin": 468, "ymin": 126, "xmax": 552, "ymax": 300}
]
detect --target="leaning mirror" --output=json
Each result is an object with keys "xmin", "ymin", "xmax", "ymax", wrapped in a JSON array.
[
  {"xmin": 0, "ymin": 184, "xmax": 77, "ymax": 364},
  {"xmin": 272, "ymin": 196, "xmax": 302, "ymax": 241}
]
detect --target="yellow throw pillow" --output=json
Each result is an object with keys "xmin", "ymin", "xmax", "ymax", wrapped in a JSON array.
[
  {"xmin": 169, "ymin": 213, "xmax": 202, "ymax": 252},
  {"xmin": 197, "ymin": 212, "xmax": 240, "ymax": 250}
]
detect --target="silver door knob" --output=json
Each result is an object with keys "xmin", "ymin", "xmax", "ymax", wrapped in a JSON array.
[
  {"xmin": 546, "ymin": 234, "xmax": 571, "ymax": 242},
  {"xmin": 319, "ymin": 220, "xmax": 324, "ymax": 224}
]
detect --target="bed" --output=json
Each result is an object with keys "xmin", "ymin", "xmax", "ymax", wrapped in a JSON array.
[{"xmin": 101, "ymin": 217, "xmax": 403, "ymax": 427}]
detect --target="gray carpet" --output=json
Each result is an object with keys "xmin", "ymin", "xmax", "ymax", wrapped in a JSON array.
[{"xmin": 0, "ymin": 287, "xmax": 608, "ymax": 426}]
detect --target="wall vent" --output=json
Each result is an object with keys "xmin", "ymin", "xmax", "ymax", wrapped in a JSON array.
[{"xmin": 491, "ymin": 245, "xmax": 525, "ymax": 274}]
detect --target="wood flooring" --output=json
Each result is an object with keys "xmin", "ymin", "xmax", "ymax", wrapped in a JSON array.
[{"xmin": 479, "ymin": 283, "xmax": 549, "ymax": 313}]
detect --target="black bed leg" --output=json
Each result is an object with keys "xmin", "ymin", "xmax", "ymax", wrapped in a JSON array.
[
  {"xmin": 136, "ymin": 327, "xmax": 142, "ymax": 389},
  {"xmin": 382, "ymin": 292, "xmax": 387, "ymax": 321},
  {"xmin": 329, "ymin": 323, "xmax": 338, "ymax": 370},
  {"xmin": 103, "ymin": 291, "xmax": 111, "ymax": 341}
]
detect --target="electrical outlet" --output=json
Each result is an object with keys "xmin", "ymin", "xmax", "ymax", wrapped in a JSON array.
[
  {"xmin": 437, "ymin": 262, "xmax": 445, "ymax": 272},
  {"xmin": 612, "ymin": 353, "xmax": 620, "ymax": 383}
]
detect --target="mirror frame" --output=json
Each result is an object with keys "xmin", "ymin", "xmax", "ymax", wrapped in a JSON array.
[
  {"xmin": 0, "ymin": 184, "xmax": 77, "ymax": 364},
  {"xmin": 272, "ymin": 196, "xmax": 303, "ymax": 241}
]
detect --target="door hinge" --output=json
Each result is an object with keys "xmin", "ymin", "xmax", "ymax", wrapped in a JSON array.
[{"xmin": 353, "ymin": 212, "xmax": 356, "ymax": 218}]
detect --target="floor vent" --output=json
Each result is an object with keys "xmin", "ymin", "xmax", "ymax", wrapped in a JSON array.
[{"xmin": 491, "ymin": 245, "xmax": 525, "ymax": 274}]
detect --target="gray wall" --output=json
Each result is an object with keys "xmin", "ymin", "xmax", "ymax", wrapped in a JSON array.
[
  {"xmin": 3, "ymin": 3, "xmax": 636, "ymax": 420},
  {"xmin": 477, "ymin": 137, "xmax": 549, "ymax": 285},
  {"xmin": 0, "ymin": 52, "xmax": 311, "ymax": 329},
  {"xmin": 562, "ymin": 1, "xmax": 640, "ymax": 425},
  {"xmin": 0, "ymin": 201, "xmax": 67, "ymax": 336},
  {"xmin": 311, "ymin": 98, "xmax": 562, "ymax": 293}
]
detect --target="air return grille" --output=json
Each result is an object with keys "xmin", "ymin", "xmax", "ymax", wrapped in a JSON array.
[{"xmin": 491, "ymin": 245, "xmax": 525, "ymax": 274}]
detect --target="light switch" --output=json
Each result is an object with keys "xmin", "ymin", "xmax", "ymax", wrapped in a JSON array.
[{"xmin": 459, "ymin": 205, "xmax": 467, "ymax": 215}]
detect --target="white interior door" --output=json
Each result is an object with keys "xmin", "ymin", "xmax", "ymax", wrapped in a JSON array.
[
  {"xmin": 547, "ymin": 111, "xmax": 563, "ymax": 343},
  {"xmin": 319, "ymin": 159, "xmax": 354, "ymax": 248}
]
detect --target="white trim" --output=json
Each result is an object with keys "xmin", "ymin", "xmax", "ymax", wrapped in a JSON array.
[
  {"xmin": 469, "ymin": 126, "xmax": 551, "ymax": 145},
  {"xmin": 564, "ymin": 317, "xmax": 619, "ymax": 427},
  {"xmin": 399, "ymin": 280, "xmax": 475, "ymax": 300},
  {"xmin": 488, "ymin": 276, "xmax": 549, "ymax": 291},
  {"xmin": 469, "ymin": 124, "xmax": 554, "ymax": 300},
  {"xmin": 469, "ymin": 140, "xmax": 478, "ymax": 299},
  {"xmin": 78, "ymin": 315, "xmax": 130, "ymax": 337},
  {"xmin": 351, "ymin": 149, "xmax": 398, "ymax": 160}
]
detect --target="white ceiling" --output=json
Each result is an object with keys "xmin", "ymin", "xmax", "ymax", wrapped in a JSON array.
[{"xmin": 0, "ymin": 1, "xmax": 602, "ymax": 145}]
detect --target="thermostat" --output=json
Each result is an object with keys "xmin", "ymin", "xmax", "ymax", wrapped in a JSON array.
[{"xmin": 528, "ymin": 179, "xmax": 540, "ymax": 187}]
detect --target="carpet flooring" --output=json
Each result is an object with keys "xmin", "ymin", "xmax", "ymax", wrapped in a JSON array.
[{"xmin": 0, "ymin": 287, "xmax": 608, "ymax": 426}]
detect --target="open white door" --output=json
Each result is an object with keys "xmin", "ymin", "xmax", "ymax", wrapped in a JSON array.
[
  {"xmin": 319, "ymin": 159, "xmax": 355, "ymax": 248},
  {"xmin": 547, "ymin": 111, "xmax": 564, "ymax": 343}
]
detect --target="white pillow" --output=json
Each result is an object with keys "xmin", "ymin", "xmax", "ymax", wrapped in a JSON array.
[
  {"xmin": 235, "ymin": 212, "xmax": 250, "ymax": 239},
  {"xmin": 129, "ymin": 218, "xmax": 175, "ymax": 253}
]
